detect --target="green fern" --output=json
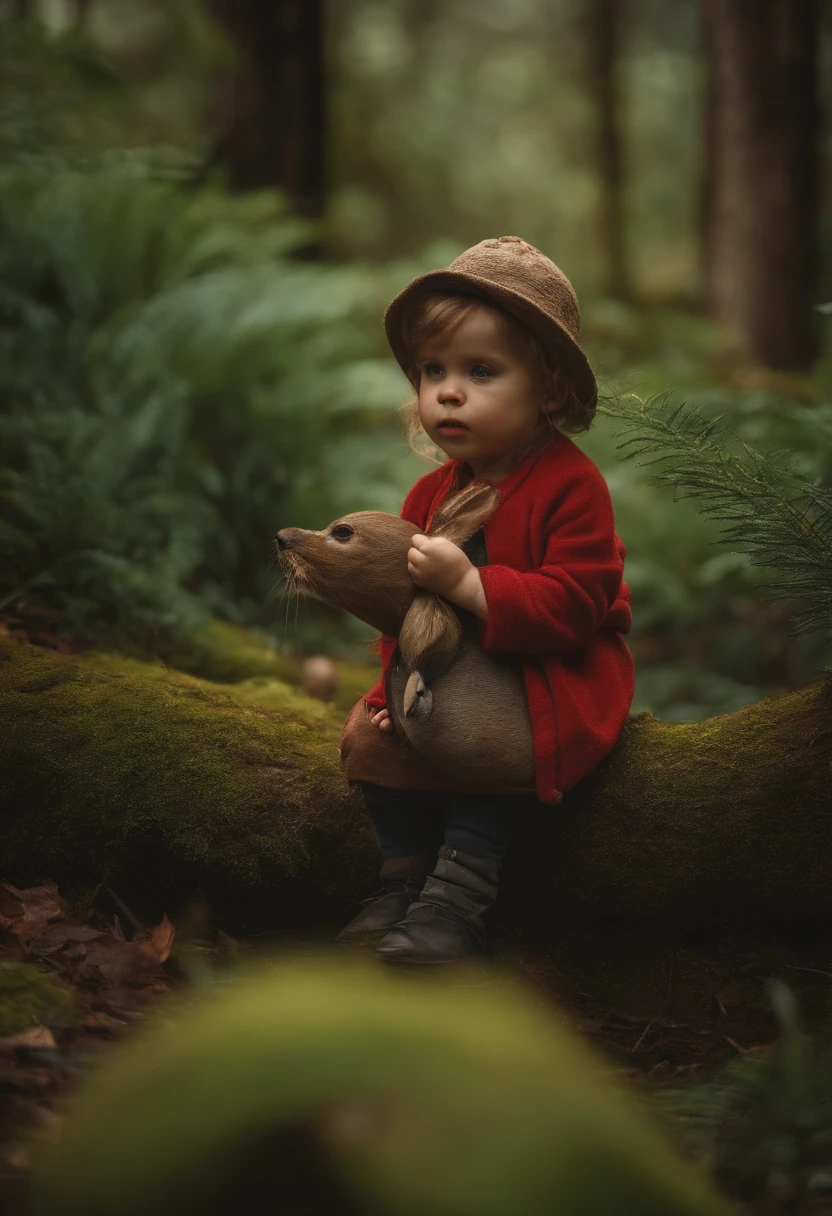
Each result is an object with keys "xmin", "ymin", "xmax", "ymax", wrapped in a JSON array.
[
  {"xmin": 0, "ymin": 161, "xmax": 406, "ymax": 638},
  {"xmin": 600, "ymin": 394, "xmax": 832, "ymax": 642},
  {"xmin": 657, "ymin": 985, "xmax": 832, "ymax": 1209}
]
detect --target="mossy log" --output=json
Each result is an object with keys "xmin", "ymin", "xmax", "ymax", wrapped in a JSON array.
[
  {"xmin": 0, "ymin": 639, "xmax": 376, "ymax": 921},
  {"xmin": 1, "ymin": 639, "xmax": 830, "ymax": 924},
  {"xmin": 34, "ymin": 958, "xmax": 728, "ymax": 1216}
]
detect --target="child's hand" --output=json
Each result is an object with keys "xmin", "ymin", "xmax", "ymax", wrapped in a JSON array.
[
  {"xmin": 370, "ymin": 708, "xmax": 392, "ymax": 732},
  {"xmin": 408, "ymin": 535, "xmax": 472, "ymax": 597},
  {"xmin": 408, "ymin": 535, "xmax": 488, "ymax": 620}
]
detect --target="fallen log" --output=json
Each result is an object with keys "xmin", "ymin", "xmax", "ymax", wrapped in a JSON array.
[
  {"xmin": 1, "ymin": 640, "xmax": 830, "ymax": 923},
  {"xmin": 34, "ymin": 958, "xmax": 730, "ymax": 1216},
  {"xmin": 0, "ymin": 640, "xmax": 377, "ymax": 921}
]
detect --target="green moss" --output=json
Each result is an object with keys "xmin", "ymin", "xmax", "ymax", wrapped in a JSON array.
[
  {"xmin": 91, "ymin": 653, "xmax": 330, "ymax": 719},
  {"xmin": 0, "ymin": 962, "xmax": 79, "ymax": 1036},
  {"xmin": 228, "ymin": 677, "xmax": 333, "ymax": 720},
  {"xmin": 34, "ymin": 957, "xmax": 729, "ymax": 1216},
  {"xmin": 95, "ymin": 621, "xmax": 301, "ymax": 686},
  {"xmin": 3, "ymin": 638, "xmax": 830, "ymax": 926},
  {"xmin": 533, "ymin": 678, "xmax": 832, "ymax": 920},
  {"xmin": 0, "ymin": 640, "xmax": 373, "ymax": 910},
  {"xmin": 94, "ymin": 619, "xmax": 379, "ymax": 713}
]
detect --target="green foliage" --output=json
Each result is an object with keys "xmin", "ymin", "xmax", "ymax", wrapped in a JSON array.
[
  {"xmin": 0, "ymin": 10, "xmax": 225, "ymax": 166},
  {"xmin": 576, "ymin": 333, "xmax": 832, "ymax": 718},
  {"xmin": 0, "ymin": 960, "xmax": 79, "ymax": 1037},
  {"xmin": 0, "ymin": 19, "xmax": 122, "ymax": 162},
  {"xmin": 2, "ymin": 7, "xmax": 830, "ymax": 721},
  {"xmin": 0, "ymin": 157, "xmax": 413, "ymax": 638},
  {"xmin": 33, "ymin": 956, "xmax": 729, "ymax": 1216},
  {"xmin": 659, "ymin": 985, "xmax": 832, "ymax": 1210},
  {"xmin": 600, "ymin": 393, "xmax": 832, "ymax": 643},
  {"xmin": 328, "ymin": 0, "xmax": 705, "ymax": 297}
]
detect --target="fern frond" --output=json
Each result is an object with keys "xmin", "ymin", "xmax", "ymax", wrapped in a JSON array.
[
  {"xmin": 0, "ymin": 162, "xmax": 405, "ymax": 638},
  {"xmin": 599, "ymin": 395, "xmax": 832, "ymax": 641}
]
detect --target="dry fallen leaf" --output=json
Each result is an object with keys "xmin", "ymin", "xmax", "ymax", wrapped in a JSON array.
[
  {"xmin": 0, "ymin": 1025, "xmax": 57, "ymax": 1051},
  {"xmin": 0, "ymin": 881, "xmax": 66, "ymax": 941},
  {"xmin": 98, "ymin": 999, "xmax": 147, "ymax": 1021},
  {"xmin": 150, "ymin": 914, "xmax": 175, "ymax": 964},
  {"xmin": 71, "ymin": 938, "xmax": 164, "ymax": 987},
  {"xmin": 83, "ymin": 1010, "xmax": 128, "ymax": 1034},
  {"xmin": 28, "ymin": 920, "xmax": 105, "ymax": 957}
]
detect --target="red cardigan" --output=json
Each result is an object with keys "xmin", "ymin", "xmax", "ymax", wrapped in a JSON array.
[{"xmin": 364, "ymin": 433, "xmax": 634, "ymax": 804}]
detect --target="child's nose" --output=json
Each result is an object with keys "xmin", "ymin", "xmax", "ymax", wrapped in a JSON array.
[{"xmin": 438, "ymin": 379, "xmax": 464, "ymax": 403}]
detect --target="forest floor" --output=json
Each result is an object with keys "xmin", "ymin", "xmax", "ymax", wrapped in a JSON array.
[{"xmin": 3, "ymin": 875, "xmax": 832, "ymax": 1214}]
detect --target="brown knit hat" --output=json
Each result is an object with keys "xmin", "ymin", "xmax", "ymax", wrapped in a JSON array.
[{"xmin": 384, "ymin": 235, "xmax": 597, "ymax": 413}]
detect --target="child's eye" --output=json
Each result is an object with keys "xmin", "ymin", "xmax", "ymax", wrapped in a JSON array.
[
  {"xmin": 423, "ymin": 363, "xmax": 443, "ymax": 378},
  {"xmin": 471, "ymin": 365, "xmax": 493, "ymax": 379}
]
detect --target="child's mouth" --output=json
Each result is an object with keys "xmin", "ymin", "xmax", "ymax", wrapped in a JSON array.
[{"xmin": 437, "ymin": 422, "xmax": 469, "ymax": 436}]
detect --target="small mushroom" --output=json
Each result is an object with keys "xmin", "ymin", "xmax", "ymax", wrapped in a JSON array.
[{"xmin": 302, "ymin": 655, "xmax": 339, "ymax": 703}]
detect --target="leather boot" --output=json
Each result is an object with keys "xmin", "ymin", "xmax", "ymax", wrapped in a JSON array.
[
  {"xmin": 374, "ymin": 846, "xmax": 500, "ymax": 964},
  {"xmin": 334, "ymin": 852, "xmax": 430, "ymax": 945}
]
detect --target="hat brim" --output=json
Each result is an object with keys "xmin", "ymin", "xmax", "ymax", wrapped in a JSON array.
[{"xmin": 383, "ymin": 269, "xmax": 597, "ymax": 412}]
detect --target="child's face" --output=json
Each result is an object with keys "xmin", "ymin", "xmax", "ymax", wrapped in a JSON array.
[{"xmin": 415, "ymin": 306, "xmax": 562, "ymax": 479}]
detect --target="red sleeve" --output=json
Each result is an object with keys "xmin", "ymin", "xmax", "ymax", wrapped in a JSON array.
[
  {"xmin": 363, "ymin": 475, "xmax": 436, "ymax": 710},
  {"xmin": 364, "ymin": 636, "xmax": 398, "ymax": 711},
  {"xmin": 476, "ymin": 462, "xmax": 625, "ymax": 656}
]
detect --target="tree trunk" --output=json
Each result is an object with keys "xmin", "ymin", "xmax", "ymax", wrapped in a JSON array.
[
  {"xmin": 703, "ymin": 0, "xmax": 820, "ymax": 368},
  {"xmin": 209, "ymin": 0, "xmax": 326, "ymax": 228},
  {"xmin": 2, "ymin": 640, "xmax": 831, "ymax": 926},
  {"xmin": 586, "ymin": 0, "xmax": 631, "ymax": 300}
]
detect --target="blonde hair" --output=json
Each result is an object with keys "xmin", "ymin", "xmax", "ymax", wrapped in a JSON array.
[{"xmin": 397, "ymin": 291, "xmax": 592, "ymax": 464}]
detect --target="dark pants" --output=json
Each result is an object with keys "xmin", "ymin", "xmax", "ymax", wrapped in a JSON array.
[{"xmin": 359, "ymin": 782, "xmax": 541, "ymax": 861}]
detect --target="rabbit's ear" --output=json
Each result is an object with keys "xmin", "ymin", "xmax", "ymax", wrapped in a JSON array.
[
  {"xmin": 399, "ymin": 592, "xmax": 461, "ymax": 679},
  {"xmin": 428, "ymin": 483, "xmax": 502, "ymax": 546},
  {"xmin": 403, "ymin": 671, "xmax": 433, "ymax": 720}
]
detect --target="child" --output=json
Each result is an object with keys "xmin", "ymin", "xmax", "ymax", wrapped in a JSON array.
[{"xmin": 336, "ymin": 236, "xmax": 634, "ymax": 963}]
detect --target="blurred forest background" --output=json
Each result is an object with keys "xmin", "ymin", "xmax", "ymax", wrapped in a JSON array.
[{"xmin": 1, "ymin": 0, "xmax": 831, "ymax": 722}]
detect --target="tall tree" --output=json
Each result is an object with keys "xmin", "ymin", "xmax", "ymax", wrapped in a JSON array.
[
  {"xmin": 703, "ymin": 0, "xmax": 820, "ymax": 369},
  {"xmin": 586, "ymin": 0, "xmax": 631, "ymax": 300},
  {"xmin": 210, "ymin": 0, "xmax": 326, "ymax": 226}
]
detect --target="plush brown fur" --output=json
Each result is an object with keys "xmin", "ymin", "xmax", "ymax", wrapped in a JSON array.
[
  {"xmin": 276, "ymin": 481, "xmax": 535, "ymax": 788},
  {"xmin": 276, "ymin": 482, "xmax": 502, "ymax": 676},
  {"xmin": 395, "ymin": 482, "xmax": 502, "ymax": 678},
  {"xmin": 276, "ymin": 513, "xmax": 418, "ymax": 641},
  {"xmin": 339, "ymin": 694, "xmax": 534, "ymax": 795},
  {"xmin": 427, "ymin": 481, "xmax": 502, "ymax": 546},
  {"xmin": 398, "ymin": 595, "xmax": 460, "ymax": 680}
]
